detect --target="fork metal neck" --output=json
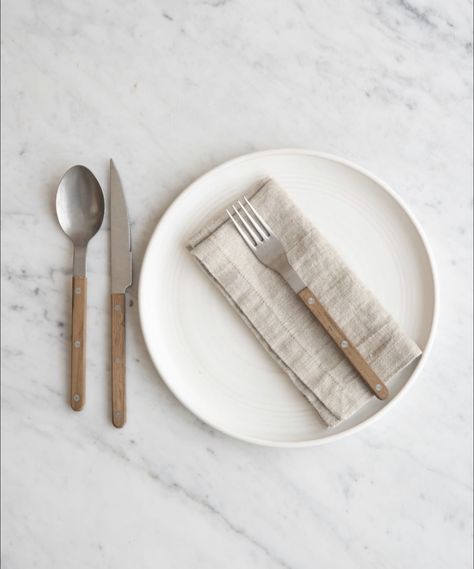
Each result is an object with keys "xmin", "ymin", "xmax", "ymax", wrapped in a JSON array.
[{"xmin": 279, "ymin": 265, "xmax": 306, "ymax": 293}]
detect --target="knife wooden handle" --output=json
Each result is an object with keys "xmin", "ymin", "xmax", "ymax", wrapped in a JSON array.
[
  {"xmin": 71, "ymin": 276, "xmax": 87, "ymax": 411},
  {"xmin": 299, "ymin": 287, "xmax": 389, "ymax": 400},
  {"xmin": 111, "ymin": 293, "xmax": 126, "ymax": 428}
]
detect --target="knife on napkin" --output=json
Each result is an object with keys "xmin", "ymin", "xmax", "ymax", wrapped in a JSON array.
[{"xmin": 110, "ymin": 159, "xmax": 132, "ymax": 428}]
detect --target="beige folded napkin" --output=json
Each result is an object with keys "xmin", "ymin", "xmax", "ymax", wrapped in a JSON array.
[{"xmin": 188, "ymin": 179, "xmax": 421, "ymax": 427}]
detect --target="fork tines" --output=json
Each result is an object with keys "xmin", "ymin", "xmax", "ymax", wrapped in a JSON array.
[{"xmin": 226, "ymin": 197, "xmax": 271, "ymax": 249}]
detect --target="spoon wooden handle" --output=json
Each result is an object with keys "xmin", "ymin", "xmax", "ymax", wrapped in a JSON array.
[
  {"xmin": 71, "ymin": 276, "xmax": 87, "ymax": 411},
  {"xmin": 111, "ymin": 293, "xmax": 126, "ymax": 428},
  {"xmin": 299, "ymin": 288, "xmax": 389, "ymax": 400}
]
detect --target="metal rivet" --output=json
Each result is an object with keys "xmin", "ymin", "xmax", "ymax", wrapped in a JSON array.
[
  {"xmin": 375, "ymin": 384, "xmax": 382, "ymax": 392},
  {"xmin": 307, "ymin": 297, "xmax": 315, "ymax": 305},
  {"xmin": 74, "ymin": 287, "xmax": 81, "ymax": 294},
  {"xmin": 73, "ymin": 394, "xmax": 80, "ymax": 402},
  {"xmin": 114, "ymin": 410, "xmax": 121, "ymax": 417},
  {"xmin": 340, "ymin": 340, "xmax": 349, "ymax": 348},
  {"xmin": 114, "ymin": 304, "xmax": 121, "ymax": 311},
  {"xmin": 114, "ymin": 357, "xmax": 121, "ymax": 364},
  {"xmin": 74, "ymin": 340, "xmax": 81, "ymax": 348}
]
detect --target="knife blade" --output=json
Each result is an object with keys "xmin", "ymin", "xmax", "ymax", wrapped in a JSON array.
[
  {"xmin": 110, "ymin": 159, "xmax": 132, "ymax": 428},
  {"xmin": 111, "ymin": 160, "xmax": 132, "ymax": 294}
]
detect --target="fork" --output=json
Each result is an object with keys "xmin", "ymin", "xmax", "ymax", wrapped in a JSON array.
[{"xmin": 227, "ymin": 197, "xmax": 389, "ymax": 400}]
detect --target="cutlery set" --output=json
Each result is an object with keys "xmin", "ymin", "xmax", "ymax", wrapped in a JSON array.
[
  {"xmin": 56, "ymin": 160, "xmax": 132, "ymax": 428},
  {"xmin": 56, "ymin": 164, "xmax": 391, "ymax": 431}
]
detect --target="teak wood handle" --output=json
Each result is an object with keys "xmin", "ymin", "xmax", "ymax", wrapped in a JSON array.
[
  {"xmin": 298, "ymin": 287, "xmax": 389, "ymax": 400},
  {"xmin": 71, "ymin": 276, "xmax": 87, "ymax": 411},
  {"xmin": 111, "ymin": 293, "xmax": 126, "ymax": 428}
]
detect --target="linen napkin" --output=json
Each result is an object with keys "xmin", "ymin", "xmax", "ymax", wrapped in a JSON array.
[{"xmin": 188, "ymin": 179, "xmax": 421, "ymax": 427}]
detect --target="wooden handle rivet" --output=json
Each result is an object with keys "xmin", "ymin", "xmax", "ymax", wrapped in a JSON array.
[
  {"xmin": 74, "ymin": 287, "xmax": 82, "ymax": 294},
  {"xmin": 114, "ymin": 304, "xmax": 121, "ymax": 311},
  {"xmin": 73, "ymin": 394, "xmax": 80, "ymax": 402},
  {"xmin": 299, "ymin": 287, "xmax": 389, "ymax": 399},
  {"xmin": 74, "ymin": 340, "xmax": 81, "ymax": 348},
  {"xmin": 114, "ymin": 357, "xmax": 121, "ymax": 364},
  {"xmin": 114, "ymin": 410, "xmax": 122, "ymax": 417}
]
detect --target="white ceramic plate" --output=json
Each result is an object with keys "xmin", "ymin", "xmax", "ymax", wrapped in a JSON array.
[{"xmin": 139, "ymin": 150, "xmax": 437, "ymax": 447}]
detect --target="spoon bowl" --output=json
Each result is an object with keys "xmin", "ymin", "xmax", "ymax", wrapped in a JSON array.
[{"xmin": 56, "ymin": 165, "xmax": 104, "ymax": 246}]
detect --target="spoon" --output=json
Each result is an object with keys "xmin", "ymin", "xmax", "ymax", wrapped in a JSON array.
[{"xmin": 56, "ymin": 165, "xmax": 105, "ymax": 411}]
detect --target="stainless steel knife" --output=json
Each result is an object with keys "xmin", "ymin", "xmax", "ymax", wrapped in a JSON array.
[{"xmin": 110, "ymin": 159, "xmax": 132, "ymax": 428}]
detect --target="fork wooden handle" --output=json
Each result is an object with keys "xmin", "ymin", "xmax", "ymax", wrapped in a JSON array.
[
  {"xmin": 71, "ymin": 276, "xmax": 87, "ymax": 411},
  {"xmin": 111, "ymin": 293, "xmax": 126, "ymax": 428},
  {"xmin": 299, "ymin": 287, "xmax": 389, "ymax": 400}
]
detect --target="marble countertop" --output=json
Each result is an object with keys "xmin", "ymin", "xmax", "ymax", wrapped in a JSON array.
[{"xmin": 2, "ymin": 1, "xmax": 472, "ymax": 567}]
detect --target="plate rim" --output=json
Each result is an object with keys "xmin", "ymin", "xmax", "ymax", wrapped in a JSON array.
[{"xmin": 139, "ymin": 148, "xmax": 439, "ymax": 447}]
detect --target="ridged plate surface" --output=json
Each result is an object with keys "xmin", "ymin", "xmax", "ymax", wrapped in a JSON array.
[{"xmin": 139, "ymin": 150, "xmax": 437, "ymax": 446}]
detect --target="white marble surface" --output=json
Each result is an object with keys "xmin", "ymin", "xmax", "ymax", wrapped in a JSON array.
[{"xmin": 2, "ymin": 0, "xmax": 473, "ymax": 567}]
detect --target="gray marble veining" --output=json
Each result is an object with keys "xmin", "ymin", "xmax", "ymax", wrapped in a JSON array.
[{"xmin": 2, "ymin": 0, "xmax": 472, "ymax": 568}]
